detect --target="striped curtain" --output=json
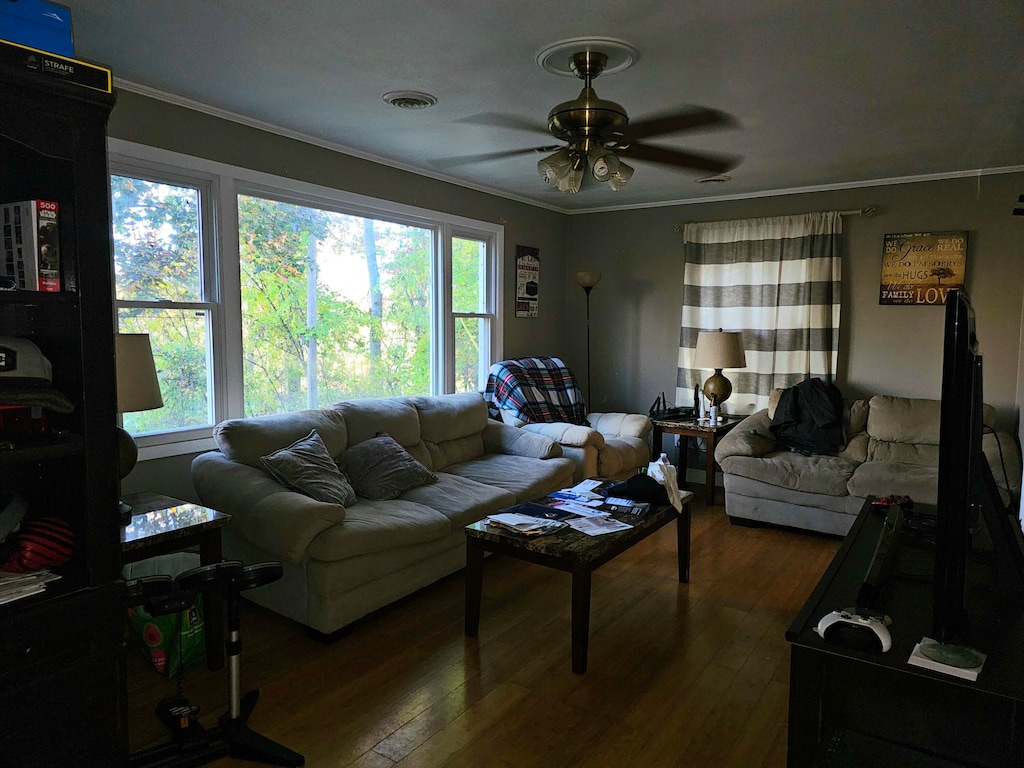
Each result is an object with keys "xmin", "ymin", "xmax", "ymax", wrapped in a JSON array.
[{"xmin": 676, "ymin": 212, "xmax": 842, "ymax": 416}]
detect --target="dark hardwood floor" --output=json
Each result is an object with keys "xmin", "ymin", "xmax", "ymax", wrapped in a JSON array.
[{"xmin": 126, "ymin": 497, "xmax": 840, "ymax": 767}]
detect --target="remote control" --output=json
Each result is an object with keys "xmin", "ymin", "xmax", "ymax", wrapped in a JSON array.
[{"xmin": 815, "ymin": 608, "xmax": 892, "ymax": 653}]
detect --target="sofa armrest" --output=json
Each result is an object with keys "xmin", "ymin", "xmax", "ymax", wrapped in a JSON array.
[
  {"xmin": 588, "ymin": 412, "xmax": 653, "ymax": 440},
  {"xmin": 482, "ymin": 419, "xmax": 563, "ymax": 459},
  {"xmin": 519, "ymin": 421, "xmax": 606, "ymax": 449},
  {"xmin": 191, "ymin": 451, "xmax": 347, "ymax": 564},
  {"xmin": 714, "ymin": 410, "xmax": 777, "ymax": 463}
]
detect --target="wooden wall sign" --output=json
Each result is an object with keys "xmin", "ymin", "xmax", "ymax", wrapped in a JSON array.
[{"xmin": 879, "ymin": 231, "xmax": 967, "ymax": 305}]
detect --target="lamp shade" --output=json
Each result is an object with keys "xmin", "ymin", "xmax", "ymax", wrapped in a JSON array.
[
  {"xmin": 573, "ymin": 271, "xmax": 603, "ymax": 289},
  {"xmin": 115, "ymin": 333, "xmax": 164, "ymax": 414},
  {"xmin": 693, "ymin": 330, "xmax": 747, "ymax": 370}
]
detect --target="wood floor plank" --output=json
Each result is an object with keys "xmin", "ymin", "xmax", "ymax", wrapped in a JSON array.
[{"xmin": 126, "ymin": 498, "xmax": 840, "ymax": 767}]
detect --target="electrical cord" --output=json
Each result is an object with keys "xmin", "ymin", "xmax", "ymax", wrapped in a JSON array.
[{"xmin": 983, "ymin": 424, "xmax": 1019, "ymax": 512}]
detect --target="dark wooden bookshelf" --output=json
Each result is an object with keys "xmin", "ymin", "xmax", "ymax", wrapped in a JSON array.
[{"xmin": 0, "ymin": 55, "xmax": 126, "ymax": 765}]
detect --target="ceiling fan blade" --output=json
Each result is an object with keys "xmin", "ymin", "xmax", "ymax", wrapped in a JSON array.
[
  {"xmin": 455, "ymin": 112, "xmax": 550, "ymax": 136},
  {"xmin": 615, "ymin": 142, "xmax": 737, "ymax": 174},
  {"xmin": 432, "ymin": 146, "xmax": 559, "ymax": 169},
  {"xmin": 618, "ymin": 108, "xmax": 734, "ymax": 141}
]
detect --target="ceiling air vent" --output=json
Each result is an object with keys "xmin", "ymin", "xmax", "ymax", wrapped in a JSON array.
[{"xmin": 383, "ymin": 91, "xmax": 437, "ymax": 109}]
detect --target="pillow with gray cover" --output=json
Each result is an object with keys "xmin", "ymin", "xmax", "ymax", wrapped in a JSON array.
[
  {"xmin": 339, "ymin": 433, "xmax": 437, "ymax": 500},
  {"xmin": 261, "ymin": 429, "xmax": 357, "ymax": 506}
]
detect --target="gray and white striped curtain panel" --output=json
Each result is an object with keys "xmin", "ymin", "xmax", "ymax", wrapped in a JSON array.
[{"xmin": 676, "ymin": 212, "xmax": 843, "ymax": 416}]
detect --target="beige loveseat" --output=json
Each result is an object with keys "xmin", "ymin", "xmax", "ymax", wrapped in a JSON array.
[
  {"xmin": 191, "ymin": 392, "xmax": 574, "ymax": 636},
  {"xmin": 714, "ymin": 394, "xmax": 1021, "ymax": 536}
]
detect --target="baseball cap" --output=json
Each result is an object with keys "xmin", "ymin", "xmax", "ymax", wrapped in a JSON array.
[{"xmin": 0, "ymin": 337, "xmax": 74, "ymax": 413}]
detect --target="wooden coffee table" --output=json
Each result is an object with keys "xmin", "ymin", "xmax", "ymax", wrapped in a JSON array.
[{"xmin": 464, "ymin": 489, "xmax": 694, "ymax": 674}]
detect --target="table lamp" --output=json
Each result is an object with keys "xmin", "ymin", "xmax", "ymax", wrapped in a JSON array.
[
  {"xmin": 693, "ymin": 329, "xmax": 747, "ymax": 410},
  {"xmin": 115, "ymin": 333, "xmax": 163, "ymax": 524}
]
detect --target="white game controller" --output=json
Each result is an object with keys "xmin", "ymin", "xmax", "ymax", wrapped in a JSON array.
[{"xmin": 815, "ymin": 608, "xmax": 893, "ymax": 653}]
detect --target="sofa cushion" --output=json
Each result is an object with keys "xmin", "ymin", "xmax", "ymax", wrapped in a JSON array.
[
  {"xmin": 867, "ymin": 396, "xmax": 941, "ymax": 444},
  {"xmin": 847, "ymin": 461, "xmax": 938, "ymax": 505},
  {"xmin": 718, "ymin": 451, "xmax": 858, "ymax": 496},
  {"xmin": 400, "ymin": 472, "xmax": 516, "ymax": 528},
  {"xmin": 306, "ymin": 499, "xmax": 450, "ymax": 562},
  {"xmin": 339, "ymin": 434, "xmax": 438, "ymax": 500},
  {"xmin": 215, "ymin": 407, "xmax": 349, "ymax": 468},
  {"xmin": 411, "ymin": 393, "xmax": 488, "ymax": 471},
  {"xmin": 260, "ymin": 429, "xmax": 357, "ymax": 506},
  {"xmin": 444, "ymin": 453, "xmax": 574, "ymax": 502},
  {"xmin": 334, "ymin": 397, "xmax": 431, "ymax": 465}
]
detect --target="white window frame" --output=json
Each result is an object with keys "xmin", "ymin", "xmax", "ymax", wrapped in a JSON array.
[{"xmin": 107, "ymin": 139, "xmax": 503, "ymax": 460}]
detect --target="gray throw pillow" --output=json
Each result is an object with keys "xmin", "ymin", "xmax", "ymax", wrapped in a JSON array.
[
  {"xmin": 339, "ymin": 433, "xmax": 437, "ymax": 500},
  {"xmin": 261, "ymin": 429, "xmax": 357, "ymax": 506}
]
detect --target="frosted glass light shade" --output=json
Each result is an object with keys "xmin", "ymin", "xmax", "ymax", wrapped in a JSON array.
[{"xmin": 574, "ymin": 271, "xmax": 603, "ymax": 289}]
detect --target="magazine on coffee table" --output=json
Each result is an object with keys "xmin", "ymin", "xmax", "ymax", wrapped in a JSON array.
[{"xmin": 486, "ymin": 512, "xmax": 566, "ymax": 536}]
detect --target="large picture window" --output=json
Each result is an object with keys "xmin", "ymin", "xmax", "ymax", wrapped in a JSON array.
[{"xmin": 109, "ymin": 142, "xmax": 502, "ymax": 456}]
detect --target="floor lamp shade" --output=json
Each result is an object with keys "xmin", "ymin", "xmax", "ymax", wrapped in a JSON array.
[
  {"xmin": 115, "ymin": 333, "xmax": 163, "ymax": 522},
  {"xmin": 693, "ymin": 330, "xmax": 747, "ymax": 406}
]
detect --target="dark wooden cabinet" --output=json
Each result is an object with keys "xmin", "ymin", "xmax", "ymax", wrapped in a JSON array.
[
  {"xmin": 787, "ymin": 502, "xmax": 1024, "ymax": 767},
  {"xmin": 0, "ymin": 54, "xmax": 125, "ymax": 765}
]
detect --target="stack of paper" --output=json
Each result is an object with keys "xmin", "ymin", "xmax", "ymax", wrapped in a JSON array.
[
  {"xmin": 486, "ymin": 513, "xmax": 566, "ymax": 536},
  {"xmin": 0, "ymin": 570, "xmax": 60, "ymax": 606}
]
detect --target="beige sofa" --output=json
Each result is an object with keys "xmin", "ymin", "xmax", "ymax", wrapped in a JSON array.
[
  {"xmin": 497, "ymin": 409, "xmax": 653, "ymax": 482},
  {"xmin": 714, "ymin": 394, "xmax": 1021, "ymax": 536},
  {"xmin": 191, "ymin": 392, "xmax": 574, "ymax": 636}
]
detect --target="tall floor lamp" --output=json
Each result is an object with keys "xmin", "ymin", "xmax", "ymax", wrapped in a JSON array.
[
  {"xmin": 573, "ymin": 270, "xmax": 602, "ymax": 407},
  {"xmin": 115, "ymin": 333, "xmax": 164, "ymax": 524}
]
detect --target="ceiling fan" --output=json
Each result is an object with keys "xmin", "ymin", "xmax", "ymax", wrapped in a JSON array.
[{"xmin": 442, "ymin": 50, "xmax": 738, "ymax": 194}]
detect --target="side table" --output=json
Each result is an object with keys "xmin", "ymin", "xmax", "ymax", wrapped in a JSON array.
[
  {"xmin": 120, "ymin": 491, "xmax": 232, "ymax": 671},
  {"xmin": 651, "ymin": 415, "xmax": 740, "ymax": 505}
]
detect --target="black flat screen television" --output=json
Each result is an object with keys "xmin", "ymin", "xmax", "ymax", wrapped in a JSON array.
[{"xmin": 932, "ymin": 289, "xmax": 1024, "ymax": 654}]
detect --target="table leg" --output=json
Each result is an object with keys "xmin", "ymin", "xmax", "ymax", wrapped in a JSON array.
[
  {"xmin": 465, "ymin": 538, "xmax": 484, "ymax": 637},
  {"xmin": 199, "ymin": 530, "xmax": 225, "ymax": 671},
  {"xmin": 704, "ymin": 431, "xmax": 718, "ymax": 505},
  {"xmin": 571, "ymin": 567, "xmax": 592, "ymax": 674},
  {"xmin": 677, "ymin": 499, "xmax": 691, "ymax": 584},
  {"xmin": 651, "ymin": 424, "xmax": 663, "ymax": 462}
]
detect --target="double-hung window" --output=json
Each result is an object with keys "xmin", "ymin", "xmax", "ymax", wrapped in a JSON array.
[
  {"xmin": 110, "ymin": 165, "xmax": 219, "ymax": 451},
  {"xmin": 108, "ymin": 142, "xmax": 502, "ymax": 456}
]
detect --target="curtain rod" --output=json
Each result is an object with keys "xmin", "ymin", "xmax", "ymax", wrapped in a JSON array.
[{"xmin": 674, "ymin": 206, "xmax": 877, "ymax": 233}]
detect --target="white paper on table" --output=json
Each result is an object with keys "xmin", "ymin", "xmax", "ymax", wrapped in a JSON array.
[
  {"xmin": 547, "ymin": 500, "xmax": 608, "ymax": 518},
  {"xmin": 567, "ymin": 516, "xmax": 633, "ymax": 536},
  {"xmin": 571, "ymin": 479, "xmax": 604, "ymax": 494}
]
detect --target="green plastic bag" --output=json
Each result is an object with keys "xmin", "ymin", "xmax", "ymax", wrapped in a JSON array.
[{"xmin": 127, "ymin": 594, "xmax": 206, "ymax": 677}]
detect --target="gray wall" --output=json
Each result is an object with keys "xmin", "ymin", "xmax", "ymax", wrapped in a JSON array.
[
  {"xmin": 110, "ymin": 91, "xmax": 1023, "ymax": 500},
  {"xmin": 566, "ymin": 172, "xmax": 1024, "ymax": 432}
]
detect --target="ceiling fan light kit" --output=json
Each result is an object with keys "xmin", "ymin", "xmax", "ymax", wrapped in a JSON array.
[{"xmin": 528, "ymin": 40, "xmax": 734, "ymax": 195}]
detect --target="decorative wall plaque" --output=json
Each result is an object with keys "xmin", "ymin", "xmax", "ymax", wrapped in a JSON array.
[
  {"xmin": 515, "ymin": 245, "xmax": 540, "ymax": 317},
  {"xmin": 879, "ymin": 231, "xmax": 967, "ymax": 305}
]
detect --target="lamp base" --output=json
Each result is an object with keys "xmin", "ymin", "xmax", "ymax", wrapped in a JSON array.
[{"xmin": 702, "ymin": 369, "xmax": 733, "ymax": 406}]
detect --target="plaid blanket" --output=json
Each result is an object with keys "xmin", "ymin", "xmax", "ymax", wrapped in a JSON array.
[{"xmin": 484, "ymin": 357, "xmax": 587, "ymax": 425}]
